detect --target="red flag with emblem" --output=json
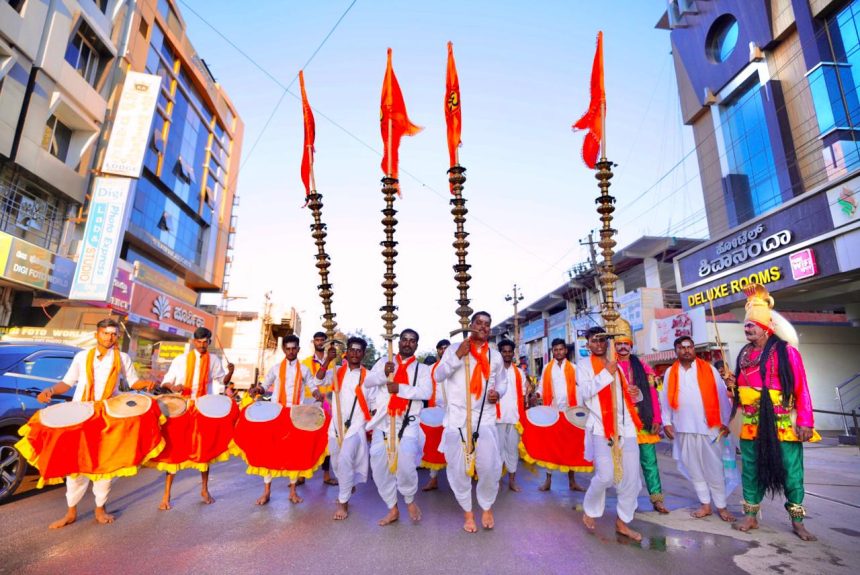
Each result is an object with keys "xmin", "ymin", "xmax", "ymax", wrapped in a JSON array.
[
  {"xmin": 381, "ymin": 48, "xmax": 422, "ymax": 181},
  {"xmin": 572, "ymin": 31, "xmax": 605, "ymax": 169},
  {"xmin": 299, "ymin": 70, "xmax": 315, "ymax": 196},
  {"xmin": 444, "ymin": 41, "xmax": 462, "ymax": 172}
]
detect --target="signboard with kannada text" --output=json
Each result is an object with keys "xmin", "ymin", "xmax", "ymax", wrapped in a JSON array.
[{"xmin": 128, "ymin": 283, "xmax": 214, "ymax": 338}]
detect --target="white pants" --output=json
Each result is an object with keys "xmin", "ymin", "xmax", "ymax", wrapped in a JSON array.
[
  {"xmin": 583, "ymin": 434, "xmax": 641, "ymax": 523},
  {"xmin": 675, "ymin": 432, "xmax": 727, "ymax": 508},
  {"xmin": 263, "ymin": 475, "xmax": 295, "ymax": 486},
  {"xmin": 429, "ymin": 469, "xmax": 439, "ymax": 479},
  {"xmin": 329, "ymin": 433, "xmax": 369, "ymax": 504},
  {"xmin": 443, "ymin": 425, "xmax": 502, "ymax": 512},
  {"xmin": 66, "ymin": 476, "xmax": 113, "ymax": 508},
  {"xmin": 369, "ymin": 427, "xmax": 423, "ymax": 508},
  {"xmin": 496, "ymin": 422, "xmax": 520, "ymax": 473}
]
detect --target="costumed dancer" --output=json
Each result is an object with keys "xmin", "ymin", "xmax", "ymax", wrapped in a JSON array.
[
  {"xmin": 496, "ymin": 338, "xmax": 525, "ymax": 492},
  {"xmin": 435, "ymin": 312, "xmax": 507, "ymax": 533},
  {"xmin": 365, "ymin": 329, "xmax": 432, "ymax": 525},
  {"xmin": 421, "ymin": 338, "xmax": 450, "ymax": 492},
  {"xmin": 302, "ymin": 330, "xmax": 338, "ymax": 487},
  {"xmin": 731, "ymin": 284, "xmax": 820, "ymax": 541},
  {"xmin": 154, "ymin": 327, "xmax": 236, "ymax": 510},
  {"xmin": 21, "ymin": 318, "xmax": 159, "ymax": 528},
  {"xmin": 660, "ymin": 335, "xmax": 734, "ymax": 521}
]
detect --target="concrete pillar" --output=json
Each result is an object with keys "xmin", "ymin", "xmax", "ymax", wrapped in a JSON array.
[{"xmin": 644, "ymin": 257, "xmax": 661, "ymax": 289}]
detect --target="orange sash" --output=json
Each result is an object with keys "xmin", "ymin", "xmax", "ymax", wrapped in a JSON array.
[
  {"xmin": 591, "ymin": 355, "xmax": 642, "ymax": 438},
  {"xmin": 83, "ymin": 347, "xmax": 121, "ymax": 401},
  {"xmin": 387, "ymin": 355, "xmax": 416, "ymax": 416},
  {"xmin": 667, "ymin": 358, "xmax": 721, "ymax": 429},
  {"xmin": 336, "ymin": 364, "xmax": 371, "ymax": 421},
  {"xmin": 542, "ymin": 360, "xmax": 576, "ymax": 407},
  {"xmin": 469, "ymin": 342, "xmax": 490, "ymax": 398},
  {"xmin": 182, "ymin": 351, "xmax": 210, "ymax": 398},
  {"xmin": 278, "ymin": 359, "xmax": 304, "ymax": 406},
  {"xmin": 497, "ymin": 365, "xmax": 524, "ymax": 418},
  {"xmin": 429, "ymin": 362, "xmax": 440, "ymax": 407}
]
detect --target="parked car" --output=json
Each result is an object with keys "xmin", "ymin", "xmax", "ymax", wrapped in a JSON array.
[{"xmin": 0, "ymin": 342, "xmax": 79, "ymax": 503}]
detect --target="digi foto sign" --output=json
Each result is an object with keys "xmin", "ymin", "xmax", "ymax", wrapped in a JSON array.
[{"xmin": 69, "ymin": 178, "xmax": 133, "ymax": 301}]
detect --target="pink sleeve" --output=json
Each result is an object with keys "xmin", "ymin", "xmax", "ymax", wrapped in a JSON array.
[
  {"xmin": 787, "ymin": 346, "xmax": 814, "ymax": 428},
  {"xmin": 650, "ymin": 386, "xmax": 662, "ymax": 425}
]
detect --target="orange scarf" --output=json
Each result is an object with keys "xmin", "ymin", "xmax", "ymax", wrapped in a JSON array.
[
  {"xmin": 182, "ymin": 351, "xmax": 210, "ymax": 398},
  {"xmin": 429, "ymin": 361, "xmax": 440, "ymax": 407},
  {"xmin": 497, "ymin": 365, "xmax": 524, "ymax": 419},
  {"xmin": 591, "ymin": 355, "xmax": 642, "ymax": 438},
  {"xmin": 336, "ymin": 364, "xmax": 371, "ymax": 421},
  {"xmin": 387, "ymin": 355, "xmax": 416, "ymax": 416},
  {"xmin": 83, "ymin": 347, "xmax": 121, "ymax": 401},
  {"xmin": 469, "ymin": 342, "xmax": 490, "ymax": 399},
  {"xmin": 667, "ymin": 358, "xmax": 721, "ymax": 429},
  {"xmin": 542, "ymin": 359, "xmax": 576, "ymax": 407},
  {"xmin": 278, "ymin": 359, "xmax": 304, "ymax": 406}
]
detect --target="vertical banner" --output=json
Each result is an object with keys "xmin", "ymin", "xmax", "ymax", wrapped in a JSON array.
[
  {"xmin": 101, "ymin": 71, "xmax": 162, "ymax": 178},
  {"xmin": 69, "ymin": 177, "xmax": 134, "ymax": 301}
]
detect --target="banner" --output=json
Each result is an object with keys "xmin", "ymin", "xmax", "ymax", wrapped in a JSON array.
[
  {"xmin": 0, "ymin": 231, "xmax": 75, "ymax": 297},
  {"xmin": 653, "ymin": 307, "xmax": 708, "ymax": 352},
  {"xmin": 101, "ymin": 72, "xmax": 162, "ymax": 178}
]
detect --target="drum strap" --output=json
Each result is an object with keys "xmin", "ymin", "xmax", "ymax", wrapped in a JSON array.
[{"xmin": 397, "ymin": 362, "xmax": 420, "ymax": 441}]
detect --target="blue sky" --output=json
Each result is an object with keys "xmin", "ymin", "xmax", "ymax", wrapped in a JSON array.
[{"xmin": 183, "ymin": 0, "xmax": 703, "ymax": 352}]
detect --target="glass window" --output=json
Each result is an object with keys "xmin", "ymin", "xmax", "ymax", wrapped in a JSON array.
[
  {"xmin": 707, "ymin": 14, "xmax": 739, "ymax": 63},
  {"xmin": 6, "ymin": 0, "xmax": 25, "ymax": 13},
  {"xmin": 63, "ymin": 20, "xmax": 108, "ymax": 87},
  {"xmin": 41, "ymin": 115, "xmax": 72, "ymax": 162},
  {"xmin": 94, "ymin": 0, "xmax": 108, "ymax": 13},
  {"xmin": 157, "ymin": 0, "xmax": 170, "ymax": 20},
  {"xmin": 130, "ymin": 175, "xmax": 205, "ymax": 265},
  {"xmin": 21, "ymin": 356, "xmax": 73, "ymax": 380}
]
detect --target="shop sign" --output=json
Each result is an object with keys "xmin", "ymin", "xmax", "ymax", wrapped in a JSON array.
[
  {"xmin": 653, "ymin": 307, "xmax": 708, "ymax": 352},
  {"xmin": 618, "ymin": 290, "xmax": 644, "ymax": 331},
  {"xmin": 101, "ymin": 72, "xmax": 161, "ymax": 178},
  {"xmin": 0, "ymin": 231, "xmax": 75, "ymax": 296},
  {"xmin": 0, "ymin": 326, "xmax": 94, "ymax": 347},
  {"xmin": 521, "ymin": 319, "xmax": 545, "ymax": 343},
  {"xmin": 547, "ymin": 310, "xmax": 567, "ymax": 343},
  {"xmin": 129, "ymin": 283, "xmax": 214, "ymax": 337},
  {"xmin": 686, "ymin": 265, "xmax": 783, "ymax": 308},
  {"xmin": 789, "ymin": 248, "xmax": 818, "ymax": 280},
  {"xmin": 696, "ymin": 224, "xmax": 792, "ymax": 278},
  {"xmin": 156, "ymin": 341, "xmax": 187, "ymax": 361},
  {"xmin": 133, "ymin": 260, "xmax": 198, "ymax": 305},
  {"xmin": 827, "ymin": 181, "xmax": 860, "ymax": 228}
]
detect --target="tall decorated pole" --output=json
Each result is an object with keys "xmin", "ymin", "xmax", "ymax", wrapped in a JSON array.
[
  {"xmin": 299, "ymin": 71, "xmax": 344, "ymax": 446},
  {"xmin": 379, "ymin": 49, "xmax": 422, "ymax": 473}
]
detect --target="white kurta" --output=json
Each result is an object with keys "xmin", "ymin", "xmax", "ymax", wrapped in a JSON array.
[
  {"xmin": 497, "ymin": 365, "xmax": 523, "ymax": 473},
  {"xmin": 262, "ymin": 359, "xmax": 324, "ymax": 406},
  {"xmin": 161, "ymin": 351, "xmax": 227, "ymax": 397},
  {"xmin": 544, "ymin": 359, "xmax": 577, "ymax": 409},
  {"xmin": 328, "ymin": 366, "xmax": 371, "ymax": 504},
  {"xmin": 434, "ymin": 345, "xmax": 508, "ymax": 512}
]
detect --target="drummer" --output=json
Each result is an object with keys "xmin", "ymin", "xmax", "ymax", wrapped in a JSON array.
[
  {"xmin": 496, "ymin": 339, "xmax": 525, "ymax": 492},
  {"xmin": 157, "ymin": 327, "xmax": 235, "ymax": 510},
  {"xmin": 252, "ymin": 334, "xmax": 335, "ymax": 505},
  {"xmin": 302, "ymin": 331, "xmax": 337, "ymax": 487},
  {"xmin": 35, "ymin": 318, "xmax": 156, "ymax": 529},
  {"xmin": 537, "ymin": 338, "xmax": 586, "ymax": 492},
  {"xmin": 421, "ymin": 338, "xmax": 450, "ymax": 492}
]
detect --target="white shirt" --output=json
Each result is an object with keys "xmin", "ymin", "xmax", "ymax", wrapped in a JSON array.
[
  {"xmin": 364, "ymin": 356, "xmax": 432, "ymax": 432},
  {"xmin": 329, "ymin": 366, "xmax": 371, "ymax": 439},
  {"xmin": 63, "ymin": 347, "xmax": 139, "ymax": 402},
  {"xmin": 496, "ymin": 364, "xmax": 523, "ymax": 424},
  {"xmin": 576, "ymin": 357, "xmax": 639, "ymax": 439},
  {"xmin": 434, "ymin": 345, "xmax": 507, "ymax": 430},
  {"xmin": 263, "ymin": 359, "xmax": 320, "ymax": 406},
  {"xmin": 545, "ymin": 359, "xmax": 577, "ymax": 410},
  {"xmin": 430, "ymin": 361, "xmax": 447, "ymax": 409},
  {"xmin": 161, "ymin": 351, "xmax": 227, "ymax": 397},
  {"xmin": 660, "ymin": 363, "xmax": 731, "ymax": 437}
]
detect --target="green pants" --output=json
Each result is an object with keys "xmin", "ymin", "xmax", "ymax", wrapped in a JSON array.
[
  {"xmin": 740, "ymin": 439, "xmax": 805, "ymax": 521},
  {"xmin": 638, "ymin": 443, "xmax": 662, "ymax": 496}
]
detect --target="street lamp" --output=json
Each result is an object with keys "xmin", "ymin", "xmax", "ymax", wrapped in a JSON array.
[{"xmin": 504, "ymin": 284, "xmax": 525, "ymax": 349}]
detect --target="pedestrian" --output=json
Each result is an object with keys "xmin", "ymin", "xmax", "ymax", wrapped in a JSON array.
[{"xmin": 496, "ymin": 338, "xmax": 525, "ymax": 492}]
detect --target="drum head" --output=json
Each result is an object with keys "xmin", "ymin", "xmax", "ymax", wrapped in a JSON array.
[
  {"xmin": 196, "ymin": 394, "xmax": 233, "ymax": 419},
  {"xmin": 525, "ymin": 406, "xmax": 560, "ymax": 428},
  {"xmin": 245, "ymin": 401, "xmax": 282, "ymax": 423},
  {"xmin": 290, "ymin": 404, "xmax": 325, "ymax": 431},
  {"xmin": 419, "ymin": 406, "xmax": 445, "ymax": 427},
  {"xmin": 157, "ymin": 394, "xmax": 187, "ymax": 418},
  {"xmin": 104, "ymin": 393, "xmax": 152, "ymax": 418},
  {"xmin": 39, "ymin": 401, "xmax": 95, "ymax": 428},
  {"xmin": 564, "ymin": 405, "xmax": 589, "ymax": 430}
]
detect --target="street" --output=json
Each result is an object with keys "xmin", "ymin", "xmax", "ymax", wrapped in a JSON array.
[{"xmin": 1, "ymin": 441, "xmax": 857, "ymax": 575}]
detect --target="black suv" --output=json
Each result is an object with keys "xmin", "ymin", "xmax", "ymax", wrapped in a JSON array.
[{"xmin": 0, "ymin": 343, "xmax": 79, "ymax": 503}]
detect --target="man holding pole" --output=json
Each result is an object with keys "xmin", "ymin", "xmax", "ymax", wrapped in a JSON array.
[{"xmin": 302, "ymin": 330, "xmax": 338, "ymax": 486}]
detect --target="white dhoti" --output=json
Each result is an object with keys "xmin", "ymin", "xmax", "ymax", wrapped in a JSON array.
[
  {"xmin": 442, "ymin": 425, "xmax": 502, "ymax": 512},
  {"xmin": 369, "ymin": 427, "xmax": 423, "ymax": 508},
  {"xmin": 583, "ymin": 434, "xmax": 641, "ymax": 523},
  {"xmin": 66, "ymin": 476, "xmax": 113, "ymax": 508},
  {"xmin": 675, "ymin": 432, "xmax": 727, "ymax": 508},
  {"xmin": 329, "ymin": 433, "xmax": 369, "ymax": 504},
  {"xmin": 496, "ymin": 422, "xmax": 520, "ymax": 473}
]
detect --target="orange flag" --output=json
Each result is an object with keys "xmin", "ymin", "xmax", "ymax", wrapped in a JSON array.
[
  {"xmin": 444, "ymin": 41, "xmax": 462, "ymax": 172},
  {"xmin": 572, "ymin": 31, "xmax": 605, "ymax": 169},
  {"xmin": 380, "ymin": 48, "xmax": 422, "ymax": 181},
  {"xmin": 299, "ymin": 70, "xmax": 315, "ymax": 196}
]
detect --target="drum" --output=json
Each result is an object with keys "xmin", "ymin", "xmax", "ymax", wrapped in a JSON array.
[
  {"xmin": 38, "ymin": 401, "xmax": 95, "ymax": 429},
  {"xmin": 419, "ymin": 406, "xmax": 446, "ymax": 469},
  {"xmin": 104, "ymin": 392, "xmax": 152, "ymax": 418},
  {"xmin": 290, "ymin": 404, "xmax": 326, "ymax": 431},
  {"xmin": 419, "ymin": 406, "xmax": 445, "ymax": 427},
  {"xmin": 525, "ymin": 405, "xmax": 560, "ymax": 428},
  {"xmin": 563, "ymin": 405, "xmax": 589, "ymax": 430},
  {"xmin": 244, "ymin": 400, "xmax": 282, "ymax": 423},
  {"xmin": 157, "ymin": 394, "xmax": 188, "ymax": 418},
  {"xmin": 195, "ymin": 394, "xmax": 233, "ymax": 419}
]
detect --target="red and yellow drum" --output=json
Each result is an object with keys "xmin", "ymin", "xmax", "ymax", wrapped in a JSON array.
[
  {"xmin": 518, "ymin": 405, "xmax": 593, "ymax": 473},
  {"xmin": 419, "ymin": 406, "xmax": 446, "ymax": 470},
  {"xmin": 16, "ymin": 393, "xmax": 165, "ymax": 487}
]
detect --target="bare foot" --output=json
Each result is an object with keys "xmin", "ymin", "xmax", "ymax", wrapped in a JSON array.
[
  {"xmin": 792, "ymin": 522, "xmax": 817, "ymax": 541},
  {"xmin": 323, "ymin": 474, "xmax": 339, "ymax": 486},
  {"xmin": 538, "ymin": 476, "xmax": 551, "ymax": 492},
  {"xmin": 333, "ymin": 501, "xmax": 349, "ymax": 520},
  {"xmin": 201, "ymin": 490, "xmax": 215, "ymax": 505},
  {"xmin": 509, "ymin": 475, "xmax": 522, "ymax": 492},
  {"xmin": 691, "ymin": 503, "xmax": 713, "ymax": 518},
  {"xmin": 717, "ymin": 507, "xmax": 735, "ymax": 522},
  {"xmin": 256, "ymin": 493, "xmax": 270, "ymax": 506},
  {"xmin": 49, "ymin": 508, "xmax": 77, "ymax": 529},
  {"xmin": 94, "ymin": 507, "xmax": 115, "ymax": 525},
  {"xmin": 615, "ymin": 518, "xmax": 642, "ymax": 542},
  {"xmin": 297, "ymin": 477, "xmax": 306, "ymax": 485},
  {"xmin": 378, "ymin": 506, "xmax": 399, "ymax": 526},
  {"xmin": 463, "ymin": 511, "xmax": 478, "ymax": 533},
  {"xmin": 653, "ymin": 501, "xmax": 670, "ymax": 514},
  {"xmin": 582, "ymin": 513, "xmax": 596, "ymax": 532},
  {"xmin": 158, "ymin": 499, "xmax": 172, "ymax": 511},
  {"xmin": 407, "ymin": 501, "xmax": 422, "ymax": 522},
  {"xmin": 569, "ymin": 482, "xmax": 586, "ymax": 492},
  {"xmin": 422, "ymin": 477, "xmax": 439, "ymax": 492},
  {"xmin": 733, "ymin": 515, "xmax": 759, "ymax": 532},
  {"xmin": 481, "ymin": 509, "xmax": 495, "ymax": 529},
  {"xmin": 288, "ymin": 489, "xmax": 303, "ymax": 504}
]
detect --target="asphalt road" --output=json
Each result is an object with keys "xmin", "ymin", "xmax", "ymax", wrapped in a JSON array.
[{"xmin": 1, "ymin": 443, "xmax": 857, "ymax": 575}]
